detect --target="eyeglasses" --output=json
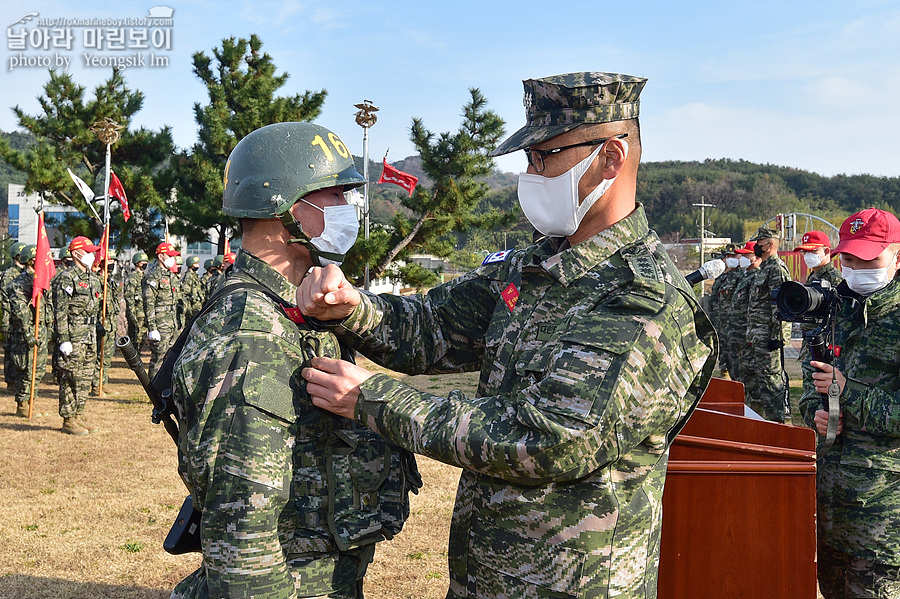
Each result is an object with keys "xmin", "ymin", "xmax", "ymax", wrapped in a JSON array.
[{"xmin": 523, "ymin": 133, "xmax": 627, "ymax": 173}]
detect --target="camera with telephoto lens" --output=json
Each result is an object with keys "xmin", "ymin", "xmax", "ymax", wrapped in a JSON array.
[{"xmin": 773, "ymin": 279, "xmax": 846, "ymax": 365}]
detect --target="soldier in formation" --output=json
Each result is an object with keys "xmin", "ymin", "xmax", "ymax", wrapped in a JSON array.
[
  {"xmin": 299, "ymin": 72, "xmax": 717, "ymax": 599},
  {"xmin": 53, "ymin": 236, "xmax": 103, "ymax": 435},
  {"xmin": 2, "ymin": 242, "xmax": 27, "ymax": 389},
  {"xmin": 142, "ymin": 242, "xmax": 180, "ymax": 378},
  {"xmin": 7, "ymin": 245, "xmax": 53, "ymax": 417},
  {"xmin": 92, "ymin": 250, "xmax": 121, "ymax": 395},
  {"xmin": 708, "ymin": 244, "xmax": 742, "ymax": 377},
  {"xmin": 124, "ymin": 252, "xmax": 148, "ymax": 350},
  {"xmin": 179, "ymin": 255, "xmax": 204, "ymax": 322}
]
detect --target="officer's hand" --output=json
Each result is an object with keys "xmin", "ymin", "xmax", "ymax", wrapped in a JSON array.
[
  {"xmin": 810, "ymin": 360, "xmax": 846, "ymax": 396},
  {"xmin": 296, "ymin": 264, "xmax": 360, "ymax": 321},
  {"xmin": 148, "ymin": 330, "xmax": 161, "ymax": 342},
  {"xmin": 59, "ymin": 341, "xmax": 73, "ymax": 356},
  {"xmin": 302, "ymin": 356, "xmax": 374, "ymax": 420},
  {"xmin": 814, "ymin": 408, "xmax": 843, "ymax": 436}
]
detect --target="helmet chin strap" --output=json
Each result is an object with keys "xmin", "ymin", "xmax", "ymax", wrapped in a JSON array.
[{"xmin": 277, "ymin": 211, "xmax": 345, "ymax": 266}]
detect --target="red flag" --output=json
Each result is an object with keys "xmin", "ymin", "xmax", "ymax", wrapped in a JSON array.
[
  {"xmin": 377, "ymin": 159, "xmax": 418, "ymax": 197},
  {"xmin": 32, "ymin": 213, "xmax": 57, "ymax": 307},
  {"xmin": 109, "ymin": 170, "xmax": 130, "ymax": 222}
]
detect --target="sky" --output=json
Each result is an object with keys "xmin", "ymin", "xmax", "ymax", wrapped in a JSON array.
[{"xmin": 1, "ymin": 0, "xmax": 898, "ymax": 178}]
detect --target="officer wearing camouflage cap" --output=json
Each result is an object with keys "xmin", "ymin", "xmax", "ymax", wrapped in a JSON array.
[
  {"xmin": 7, "ymin": 245, "xmax": 53, "ymax": 417},
  {"xmin": 1, "ymin": 241, "xmax": 27, "ymax": 390},
  {"xmin": 799, "ymin": 208, "xmax": 900, "ymax": 597},
  {"xmin": 744, "ymin": 227, "xmax": 792, "ymax": 422},
  {"xmin": 169, "ymin": 122, "xmax": 421, "ymax": 599},
  {"xmin": 298, "ymin": 72, "xmax": 717, "ymax": 599}
]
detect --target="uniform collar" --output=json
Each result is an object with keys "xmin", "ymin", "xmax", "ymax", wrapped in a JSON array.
[
  {"xmin": 528, "ymin": 203, "xmax": 649, "ymax": 286},
  {"xmin": 231, "ymin": 249, "xmax": 297, "ymax": 305}
]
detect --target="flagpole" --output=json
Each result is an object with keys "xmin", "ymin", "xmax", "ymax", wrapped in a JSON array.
[
  {"xmin": 355, "ymin": 100, "xmax": 378, "ymax": 292},
  {"xmin": 27, "ymin": 292, "xmax": 40, "ymax": 419}
]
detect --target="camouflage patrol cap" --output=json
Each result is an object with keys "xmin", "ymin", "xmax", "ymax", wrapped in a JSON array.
[
  {"xmin": 20, "ymin": 244, "xmax": 37, "ymax": 262},
  {"xmin": 749, "ymin": 227, "xmax": 778, "ymax": 242},
  {"xmin": 491, "ymin": 72, "xmax": 648, "ymax": 157}
]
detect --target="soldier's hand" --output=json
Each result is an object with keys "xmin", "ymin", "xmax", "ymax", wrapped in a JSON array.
[
  {"xmin": 302, "ymin": 356, "xmax": 373, "ymax": 420},
  {"xmin": 148, "ymin": 330, "xmax": 161, "ymax": 342},
  {"xmin": 26, "ymin": 334, "xmax": 38, "ymax": 347},
  {"xmin": 810, "ymin": 360, "xmax": 846, "ymax": 396},
  {"xmin": 814, "ymin": 408, "xmax": 843, "ymax": 436},
  {"xmin": 59, "ymin": 341, "xmax": 73, "ymax": 356},
  {"xmin": 296, "ymin": 264, "xmax": 360, "ymax": 321}
]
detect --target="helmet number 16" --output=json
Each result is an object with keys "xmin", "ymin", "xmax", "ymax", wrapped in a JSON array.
[{"xmin": 311, "ymin": 133, "xmax": 350, "ymax": 162}]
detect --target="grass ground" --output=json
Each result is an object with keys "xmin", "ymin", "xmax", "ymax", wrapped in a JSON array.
[{"xmin": 0, "ymin": 346, "xmax": 814, "ymax": 599}]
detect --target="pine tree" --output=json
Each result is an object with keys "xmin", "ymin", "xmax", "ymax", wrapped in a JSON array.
[
  {"xmin": 165, "ymin": 34, "xmax": 326, "ymax": 251},
  {"xmin": 0, "ymin": 69, "xmax": 174, "ymax": 250},
  {"xmin": 344, "ymin": 88, "xmax": 510, "ymax": 284}
]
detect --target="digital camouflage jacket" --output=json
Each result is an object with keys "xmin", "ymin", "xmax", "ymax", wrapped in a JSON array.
[{"xmin": 334, "ymin": 205, "xmax": 717, "ymax": 599}]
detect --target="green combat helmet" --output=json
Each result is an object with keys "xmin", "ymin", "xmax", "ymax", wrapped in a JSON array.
[
  {"xmin": 20, "ymin": 244, "xmax": 37, "ymax": 263},
  {"xmin": 212, "ymin": 254, "xmax": 224, "ymax": 268},
  {"xmin": 10, "ymin": 242, "xmax": 26, "ymax": 260},
  {"xmin": 222, "ymin": 122, "xmax": 365, "ymax": 265},
  {"xmin": 186, "ymin": 256, "xmax": 200, "ymax": 268},
  {"xmin": 132, "ymin": 252, "xmax": 149, "ymax": 266},
  {"xmin": 203, "ymin": 258, "xmax": 213, "ymax": 270}
]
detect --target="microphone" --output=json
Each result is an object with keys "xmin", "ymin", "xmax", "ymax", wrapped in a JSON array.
[{"xmin": 685, "ymin": 258, "xmax": 726, "ymax": 286}]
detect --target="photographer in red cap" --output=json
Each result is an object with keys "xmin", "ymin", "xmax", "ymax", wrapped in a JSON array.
[
  {"xmin": 52, "ymin": 236, "xmax": 103, "ymax": 435},
  {"xmin": 794, "ymin": 230, "xmax": 842, "ymax": 288},
  {"xmin": 798, "ymin": 208, "xmax": 900, "ymax": 598},
  {"xmin": 142, "ymin": 241, "xmax": 181, "ymax": 378}
]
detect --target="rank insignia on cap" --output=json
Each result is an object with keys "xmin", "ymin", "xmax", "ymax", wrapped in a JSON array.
[
  {"xmin": 483, "ymin": 250, "xmax": 512, "ymax": 265},
  {"xmin": 849, "ymin": 218, "xmax": 865, "ymax": 234},
  {"xmin": 502, "ymin": 283, "xmax": 519, "ymax": 312}
]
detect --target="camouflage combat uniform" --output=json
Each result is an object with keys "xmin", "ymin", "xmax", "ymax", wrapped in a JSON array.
[
  {"xmin": 745, "ymin": 255, "xmax": 791, "ymax": 422},
  {"xmin": 1, "ymin": 262, "xmax": 24, "ymax": 387},
  {"xmin": 124, "ymin": 267, "xmax": 145, "ymax": 349},
  {"xmin": 709, "ymin": 267, "xmax": 742, "ymax": 377},
  {"xmin": 727, "ymin": 268, "xmax": 754, "ymax": 385},
  {"xmin": 7, "ymin": 269, "xmax": 53, "ymax": 409},
  {"xmin": 142, "ymin": 262, "xmax": 179, "ymax": 378},
  {"xmin": 53, "ymin": 265, "xmax": 102, "ymax": 419},
  {"xmin": 179, "ymin": 267, "xmax": 204, "ymax": 323},
  {"xmin": 94, "ymin": 271, "xmax": 121, "ymax": 390},
  {"xmin": 333, "ymin": 206, "xmax": 717, "ymax": 599},
  {"xmin": 171, "ymin": 250, "xmax": 419, "ymax": 599},
  {"xmin": 799, "ymin": 278, "xmax": 900, "ymax": 597}
]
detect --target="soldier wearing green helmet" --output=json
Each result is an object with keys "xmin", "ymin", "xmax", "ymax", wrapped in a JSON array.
[
  {"xmin": 203, "ymin": 253, "xmax": 226, "ymax": 299},
  {"xmin": 180, "ymin": 255, "xmax": 204, "ymax": 322},
  {"xmin": 125, "ymin": 252, "xmax": 149, "ymax": 352},
  {"xmin": 168, "ymin": 122, "xmax": 417, "ymax": 599},
  {"xmin": 2, "ymin": 241, "xmax": 28, "ymax": 390},
  {"xmin": 7, "ymin": 244, "xmax": 53, "ymax": 416}
]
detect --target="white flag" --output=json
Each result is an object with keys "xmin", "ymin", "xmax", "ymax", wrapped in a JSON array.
[{"xmin": 67, "ymin": 168, "xmax": 95, "ymax": 202}]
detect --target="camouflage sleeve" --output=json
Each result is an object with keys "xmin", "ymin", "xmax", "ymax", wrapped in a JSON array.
[
  {"xmin": 841, "ymin": 377, "xmax": 900, "ymax": 437},
  {"xmin": 354, "ymin": 287, "xmax": 714, "ymax": 485},
  {"xmin": 53, "ymin": 274, "xmax": 73, "ymax": 345},
  {"xmin": 798, "ymin": 359, "xmax": 821, "ymax": 429},
  {"xmin": 143, "ymin": 275, "xmax": 158, "ymax": 331},
  {"xmin": 336, "ymin": 268, "xmax": 503, "ymax": 374},
  {"xmin": 8, "ymin": 279, "xmax": 28, "ymax": 335}
]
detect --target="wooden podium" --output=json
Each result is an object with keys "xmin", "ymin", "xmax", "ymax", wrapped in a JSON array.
[{"xmin": 657, "ymin": 378, "xmax": 818, "ymax": 598}]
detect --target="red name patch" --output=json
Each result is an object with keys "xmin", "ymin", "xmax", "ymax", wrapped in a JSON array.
[
  {"xmin": 282, "ymin": 306, "xmax": 306, "ymax": 324},
  {"xmin": 501, "ymin": 283, "xmax": 519, "ymax": 313}
]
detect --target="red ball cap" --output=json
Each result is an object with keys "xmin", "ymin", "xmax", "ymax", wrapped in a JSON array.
[
  {"xmin": 734, "ymin": 241, "xmax": 757, "ymax": 254},
  {"xmin": 155, "ymin": 242, "xmax": 180, "ymax": 257},
  {"xmin": 68, "ymin": 236, "xmax": 100, "ymax": 253},
  {"xmin": 793, "ymin": 230, "xmax": 831, "ymax": 251},
  {"xmin": 833, "ymin": 208, "xmax": 900, "ymax": 261}
]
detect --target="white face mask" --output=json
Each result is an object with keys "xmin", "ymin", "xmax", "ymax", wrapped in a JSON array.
[
  {"xmin": 739, "ymin": 256, "xmax": 751, "ymax": 269},
  {"xmin": 726, "ymin": 257, "xmax": 739, "ymax": 269},
  {"xmin": 299, "ymin": 200, "xmax": 359, "ymax": 266},
  {"xmin": 79, "ymin": 251, "xmax": 95, "ymax": 268},
  {"xmin": 163, "ymin": 256, "xmax": 176, "ymax": 269},
  {"xmin": 803, "ymin": 252, "xmax": 825, "ymax": 269},
  {"xmin": 841, "ymin": 257, "xmax": 897, "ymax": 296},
  {"xmin": 517, "ymin": 140, "xmax": 629, "ymax": 237}
]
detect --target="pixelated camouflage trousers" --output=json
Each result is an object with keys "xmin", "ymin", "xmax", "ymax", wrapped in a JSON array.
[
  {"xmin": 11, "ymin": 340, "xmax": 48, "ymax": 405},
  {"xmin": 126, "ymin": 313, "xmax": 144, "ymax": 354},
  {"xmin": 147, "ymin": 324, "xmax": 176, "ymax": 379},
  {"xmin": 3, "ymin": 336, "xmax": 12, "ymax": 385},
  {"xmin": 742, "ymin": 341, "xmax": 788, "ymax": 423},
  {"xmin": 818, "ymin": 542, "xmax": 900, "ymax": 598},
  {"xmin": 170, "ymin": 564, "xmax": 365, "ymax": 599},
  {"xmin": 57, "ymin": 341, "xmax": 96, "ymax": 418}
]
